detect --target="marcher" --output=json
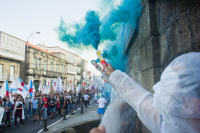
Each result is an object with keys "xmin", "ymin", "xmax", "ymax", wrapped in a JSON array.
[
  {"xmin": 56, "ymin": 96, "xmax": 60, "ymax": 115},
  {"xmin": 67, "ymin": 94, "xmax": 71, "ymax": 112},
  {"xmin": 42, "ymin": 95, "xmax": 48, "ymax": 119},
  {"xmin": 13, "ymin": 97, "xmax": 24, "ymax": 128},
  {"xmin": 59, "ymin": 95, "xmax": 65, "ymax": 116},
  {"xmin": 71, "ymin": 94, "xmax": 76, "ymax": 115},
  {"xmin": 36, "ymin": 96, "xmax": 45, "ymax": 124},
  {"xmin": 32, "ymin": 96, "xmax": 38, "ymax": 123},
  {"xmin": 49, "ymin": 96, "xmax": 56, "ymax": 119},
  {"xmin": 4, "ymin": 97, "xmax": 12, "ymax": 127},
  {"xmin": 83, "ymin": 93, "xmax": 89, "ymax": 108},
  {"xmin": 97, "ymin": 95, "xmax": 107, "ymax": 118}
]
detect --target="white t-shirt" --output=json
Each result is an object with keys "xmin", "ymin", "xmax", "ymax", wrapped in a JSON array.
[
  {"xmin": 98, "ymin": 98, "xmax": 107, "ymax": 108},
  {"xmin": 84, "ymin": 95, "xmax": 89, "ymax": 100}
]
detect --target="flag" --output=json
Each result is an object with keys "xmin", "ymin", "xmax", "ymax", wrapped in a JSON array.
[
  {"xmin": 38, "ymin": 83, "xmax": 42, "ymax": 92},
  {"xmin": 76, "ymin": 84, "xmax": 81, "ymax": 93},
  {"xmin": 33, "ymin": 85, "xmax": 35, "ymax": 97},
  {"xmin": 0, "ymin": 80, "xmax": 8, "ymax": 98},
  {"xmin": 82, "ymin": 83, "xmax": 85, "ymax": 86},
  {"xmin": 91, "ymin": 85, "xmax": 94, "ymax": 89},
  {"xmin": 52, "ymin": 79, "xmax": 57, "ymax": 91},
  {"xmin": 27, "ymin": 80, "xmax": 34, "ymax": 99},
  {"xmin": 46, "ymin": 79, "xmax": 50, "ymax": 88},
  {"xmin": 18, "ymin": 77, "xmax": 29, "ymax": 91},
  {"xmin": 56, "ymin": 77, "xmax": 63, "ymax": 93},
  {"xmin": 10, "ymin": 78, "xmax": 28, "ymax": 99},
  {"xmin": 42, "ymin": 85, "xmax": 49, "ymax": 94}
]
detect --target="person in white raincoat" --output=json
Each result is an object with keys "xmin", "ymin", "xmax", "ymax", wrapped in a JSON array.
[
  {"xmin": 90, "ymin": 52, "xmax": 200, "ymax": 133},
  {"xmin": 94, "ymin": 64, "xmax": 137, "ymax": 133},
  {"xmin": 13, "ymin": 97, "xmax": 24, "ymax": 127}
]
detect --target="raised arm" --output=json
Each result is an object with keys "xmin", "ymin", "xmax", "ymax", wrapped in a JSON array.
[{"xmin": 105, "ymin": 64, "xmax": 161, "ymax": 133}]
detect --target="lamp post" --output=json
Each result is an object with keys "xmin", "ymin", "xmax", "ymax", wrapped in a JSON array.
[
  {"xmin": 24, "ymin": 32, "xmax": 40, "ymax": 82},
  {"xmin": 26, "ymin": 32, "xmax": 40, "ymax": 50}
]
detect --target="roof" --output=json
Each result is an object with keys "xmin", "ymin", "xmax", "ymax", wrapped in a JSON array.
[
  {"xmin": 36, "ymin": 44, "xmax": 87, "ymax": 61},
  {"xmin": 0, "ymin": 31, "xmax": 26, "ymax": 42},
  {"xmin": 26, "ymin": 42, "xmax": 59, "ymax": 58},
  {"xmin": 36, "ymin": 44, "xmax": 78, "ymax": 56}
]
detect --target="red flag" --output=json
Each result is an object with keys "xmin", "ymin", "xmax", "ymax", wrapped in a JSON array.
[{"xmin": 82, "ymin": 83, "xmax": 85, "ymax": 86}]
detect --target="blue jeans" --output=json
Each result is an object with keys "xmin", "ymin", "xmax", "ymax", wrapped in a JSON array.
[
  {"xmin": 24, "ymin": 108, "xmax": 27, "ymax": 120},
  {"xmin": 68, "ymin": 103, "xmax": 71, "ymax": 111},
  {"xmin": 43, "ymin": 108, "xmax": 47, "ymax": 119},
  {"xmin": 50, "ymin": 108, "xmax": 55, "ymax": 112},
  {"xmin": 29, "ymin": 107, "xmax": 32, "ymax": 116}
]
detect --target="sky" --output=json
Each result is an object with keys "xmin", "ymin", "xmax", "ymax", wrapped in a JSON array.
[{"xmin": 0, "ymin": 0, "xmax": 103, "ymax": 75}]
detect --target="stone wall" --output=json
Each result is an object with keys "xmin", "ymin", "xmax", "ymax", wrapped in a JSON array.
[{"xmin": 124, "ymin": 0, "xmax": 200, "ymax": 132}]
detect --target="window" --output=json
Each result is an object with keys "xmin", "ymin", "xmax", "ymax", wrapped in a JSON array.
[
  {"xmin": 57, "ymin": 65, "xmax": 59, "ymax": 72},
  {"xmin": 61, "ymin": 65, "xmax": 63, "ymax": 73},
  {"xmin": 37, "ymin": 58, "xmax": 41, "ymax": 69},
  {"xmin": 0, "ymin": 64, "xmax": 3, "ymax": 80},
  {"xmin": 2, "ymin": 36, "xmax": 5, "ymax": 42},
  {"xmin": 63, "ymin": 65, "xmax": 65, "ymax": 73},
  {"xmin": 7, "ymin": 37, "xmax": 10, "ymax": 43},
  {"xmin": 34, "ymin": 57, "xmax": 37, "ymax": 68},
  {"xmin": 10, "ymin": 66, "xmax": 15, "ymax": 81},
  {"xmin": 15, "ymin": 40, "xmax": 17, "ymax": 46},
  {"xmin": 51, "ymin": 62, "xmax": 53, "ymax": 71},
  {"xmin": 44, "ymin": 61, "xmax": 47, "ymax": 75},
  {"xmin": 0, "ymin": 64, "xmax": 3, "ymax": 73}
]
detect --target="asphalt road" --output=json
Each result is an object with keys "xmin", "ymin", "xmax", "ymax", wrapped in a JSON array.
[{"xmin": 0, "ymin": 101, "xmax": 97, "ymax": 133}]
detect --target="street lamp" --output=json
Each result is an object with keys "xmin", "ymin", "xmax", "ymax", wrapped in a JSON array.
[{"xmin": 26, "ymin": 32, "xmax": 40, "ymax": 50}]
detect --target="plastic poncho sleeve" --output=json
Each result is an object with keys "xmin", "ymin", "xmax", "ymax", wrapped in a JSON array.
[{"xmin": 109, "ymin": 70, "xmax": 161, "ymax": 133}]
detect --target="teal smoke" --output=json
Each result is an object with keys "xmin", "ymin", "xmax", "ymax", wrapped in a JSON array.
[
  {"xmin": 100, "ymin": 0, "xmax": 141, "ymax": 41},
  {"xmin": 56, "ymin": 11, "xmax": 100, "ymax": 49},
  {"xmin": 98, "ymin": 0, "xmax": 141, "ymax": 71},
  {"xmin": 56, "ymin": 0, "xmax": 141, "ymax": 72}
]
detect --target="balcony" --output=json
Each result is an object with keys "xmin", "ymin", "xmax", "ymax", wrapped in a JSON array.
[
  {"xmin": 0, "ymin": 73, "xmax": 7, "ymax": 81},
  {"xmin": 33, "ymin": 69, "xmax": 43, "ymax": 76},
  {"xmin": 45, "ymin": 71, "xmax": 66, "ymax": 78}
]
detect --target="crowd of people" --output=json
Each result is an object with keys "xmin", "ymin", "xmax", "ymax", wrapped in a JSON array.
[{"xmin": 0, "ymin": 88, "xmax": 106, "ymax": 130}]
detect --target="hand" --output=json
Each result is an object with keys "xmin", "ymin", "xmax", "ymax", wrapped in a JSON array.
[
  {"xmin": 95, "ymin": 64, "xmax": 103, "ymax": 73},
  {"xmin": 90, "ymin": 126, "xmax": 105, "ymax": 133},
  {"xmin": 103, "ymin": 63, "xmax": 115, "ymax": 77}
]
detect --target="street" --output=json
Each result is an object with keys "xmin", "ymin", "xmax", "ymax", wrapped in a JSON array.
[{"xmin": 1, "ymin": 102, "xmax": 98, "ymax": 133}]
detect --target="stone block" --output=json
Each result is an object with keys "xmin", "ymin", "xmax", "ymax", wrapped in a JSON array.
[
  {"xmin": 178, "ymin": 12, "xmax": 192, "ymax": 52},
  {"xmin": 160, "ymin": 0, "xmax": 176, "ymax": 33},
  {"xmin": 137, "ymin": 71, "xmax": 142, "ymax": 84},
  {"xmin": 140, "ymin": 38, "xmax": 153, "ymax": 71},
  {"xmin": 138, "ymin": 3, "xmax": 151, "ymax": 45},
  {"xmin": 190, "ymin": 4, "xmax": 200, "ymax": 50},
  {"xmin": 131, "ymin": 70, "xmax": 138, "ymax": 81},
  {"xmin": 175, "ymin": 0, "xmax": 196, "ymax": 17},
  {"xmin": 159, "ymin": 32, "xmax": 170, "ymax": 69},
  {"xmin": 141, "ymin": 68, "xmax": 154, "ymax": 93}
]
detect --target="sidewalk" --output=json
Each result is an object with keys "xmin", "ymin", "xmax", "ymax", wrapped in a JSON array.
[{"xmin": 39, "ymin": 103, "xmax": 99, "ymax": 133}]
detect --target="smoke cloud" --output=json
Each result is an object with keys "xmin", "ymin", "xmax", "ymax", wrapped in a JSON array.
[{"xmin": 56, "ymin": 11, "xmax": 100, "ymax": 50}]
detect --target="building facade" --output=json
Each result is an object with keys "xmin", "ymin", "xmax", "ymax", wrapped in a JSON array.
[
  {"xmin": 0, "ymin": 31, "xmax": 25, "ymax": 87},
  {"xmin": 36, "ymin": 44, "xmax": 91, "ymax": 88},
  {"xmin": 24, "ymin": 43, "xmax": 66, "ymax": 91}
]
